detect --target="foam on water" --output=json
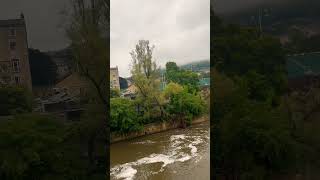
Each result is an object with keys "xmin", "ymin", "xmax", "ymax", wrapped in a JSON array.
[
  {"xmin": 111, "ymin": 131, "xmax": 208, "ymax": 180},
  {"xmin": 111, "ymin": 164, "xmax": 137, "ymax": 180}
]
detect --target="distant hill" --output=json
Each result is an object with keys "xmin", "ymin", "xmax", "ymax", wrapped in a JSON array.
[{"xmin": 180, "ymin": 60, "xmax": 210, "ymax": 72}]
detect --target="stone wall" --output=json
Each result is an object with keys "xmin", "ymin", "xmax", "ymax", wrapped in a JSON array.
[{"xmin": 111, "ymin": 115, "xmax": 209, "ymax": 143}]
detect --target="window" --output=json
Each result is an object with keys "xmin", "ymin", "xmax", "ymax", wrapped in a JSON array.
[
  {"xmin": 9, "ymin": 29, "xmax": 16, "ymax": 36},
  {"xmin": 12, "ymin": 59, "xmax": 20, "ymax": 72},
  {"xmin": 9, "ymin": 40, "xmax": 16, "ymax": 50},
  {"xmin": 14, "ymin": 76, "xmax": 20, "ymax": 85}
]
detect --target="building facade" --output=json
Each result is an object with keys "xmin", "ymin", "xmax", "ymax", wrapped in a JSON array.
[
  {"xmin": 46, "ymin": 48, "xmax": 73, "ymax": 81},
  {"xmin": 0, "ymin": 14, "xmax": 32, "ymax": 91},
  {"xmin": 110, "ymin": 66, "xmax": 120, "ymax": 90}
]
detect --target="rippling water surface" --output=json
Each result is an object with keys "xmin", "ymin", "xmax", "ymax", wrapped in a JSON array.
[{"xmin": 110, "ymin": 121, "xmax": 210, "ymax": 180}]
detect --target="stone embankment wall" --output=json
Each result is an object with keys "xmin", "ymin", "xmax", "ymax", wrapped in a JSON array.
[{"xmin": 111, "ymin": 115, "xmax": 209, "ymax": 143}]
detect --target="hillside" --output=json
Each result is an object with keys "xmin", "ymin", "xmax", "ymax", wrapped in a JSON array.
[{"xmin": 180, "ymin": 60, "xmax": 210, "ymax": 72}]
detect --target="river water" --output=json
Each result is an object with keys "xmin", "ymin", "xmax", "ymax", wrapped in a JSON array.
[{"xmin": 110, "ymin": 121, "xmax": 210, "ymax": 180}]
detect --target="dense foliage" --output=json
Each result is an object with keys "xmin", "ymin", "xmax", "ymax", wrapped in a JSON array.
[
  {"xmin": 213, "ymin": 71, "xmax": 299, "ymax": 179},
  {"xmin": 130, "ymin": 40, "xmax": 165, "ymax": 120},
  {"xmin": 110, "ymin": 98, "xmax": 142, "ymax": 133},
  {"xmin": 166, "ymin": 62, "xmax": 200, "ymax": 93},
  {"xmin": 0, "ymin": 87, "xmax": 32, "ymax": 116},
  {"xmin": 212, "ymin": 18, "xmax": 287, "ymax": 101},
  {"xmin": 110, "ymin": 41, "xmax": 208, "ymax": 134},
  {"xmin": 165, "ymin": 83, "xmax": 205, "ymax": 124},
  {"xmin": 284, "ymin": 28, "xmax": 320, "ymax": 54},
  {"xmin": 0, "ymin": 114, "xmax": 91, "ymax": 180},
  {"xmin": 110, "ymin": 88, "xmax": 120, "ymax": 98},
  {"xmin": 212, "ymin": 11, "xmax": 298, "ymax": 179}
]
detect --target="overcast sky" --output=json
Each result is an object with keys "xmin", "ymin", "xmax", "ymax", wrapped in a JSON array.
[
  {"xmin": 111, "ymin": 0, "xmax": 210, "ymax": 77},
  {"xmin": 0, "ymin": 1, "xmax": 69, "ymax": 52}
]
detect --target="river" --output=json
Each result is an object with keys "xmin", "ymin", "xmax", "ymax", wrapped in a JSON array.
[{"xmin": 110, "ymin": 121, "xmax": 210, "ymax": 180}]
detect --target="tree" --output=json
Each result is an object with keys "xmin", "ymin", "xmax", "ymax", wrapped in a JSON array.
[
  {"xmin": 110, "ymin": 98, "xmax": 142, "ymax": 133},
  {"xmin": 64, "ymin": 0, "xmax": 109, "ymax": 177},
  {"xmin": 130, "ymin": 40, "xmax": 165, "ymax": 121},
  {"xmin": 163, "ymin": 82, "xmax": 183, "ymax": 99},
  {"xmin": 165, "ymin": 84, "xmax": 205, "ymax": 125},
  {"xmin": 165, "ymin": 62, "xmax": 200, "ymax": 93},
  {"xmin": 66, "ymin": 0, "xmax": 108, "ymax": 107},
  {"xmin": 0, "ymin": 87, "xmax": 32, "ymax": 116},
  {"xmin": 166, "ymin": 61, "xmax": 179, "ymax": 72},
  {"xmin": 211, "ymin": 14, "xmax": 300, "ymax": 179},
  {"xmin": 212, "ymin": 17, "xmax": 287, "ymax": 105},
  {"xmin": 29, "ymin": 49, "xmax": 57, "ymax": 86},
  {"xmin": 0, "ymin": 114, "xmax": 89, "ymax": 180},
  {"xmin": 212, "ymin": 70, "xmax": 298, "ymax": 179},
  {"xmin": 110, "ymin": 88, "xmax": 120, "ymax": 98}
]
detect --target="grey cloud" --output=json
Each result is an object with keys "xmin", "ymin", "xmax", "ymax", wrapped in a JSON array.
[
  {"xmin": 111, "ymin": 0, "xmax": 210, "ymax": 77},
  {"xmin": 0, "ymin": 0, "xmax": 69, "ymax": 51}
]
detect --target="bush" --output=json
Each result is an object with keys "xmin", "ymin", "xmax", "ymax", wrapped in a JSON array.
[
  {"xmin": 0, "ymin": 113, "xmax": 89, "ymax": 179},
  {"xmin": 0, "ymin": 87, "xmax": 32, "ymax": 116},
  {"xmin": 110, "ymin": 88, "xmax": 120, "ymax": 98},
  {"xmin": 165, "ymin": 87, "xmax": 205, "ymax": 124},
  {"xmin": 110, "ymin": 98, "xmax": 142, "ymax": 133},
  {"xmin": 212, "ymin": 71, "xmax": 298, "ymax": 179}
]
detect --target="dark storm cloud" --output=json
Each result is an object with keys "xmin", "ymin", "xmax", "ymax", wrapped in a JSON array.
[{"xmin": 0, "ymin": 1, "xmax": 70, "ymax": 51}]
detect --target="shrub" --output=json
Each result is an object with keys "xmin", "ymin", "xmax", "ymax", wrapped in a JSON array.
[
  {"xmin": 110, "ymin": 98, "xmax": 142, "ymax": 133},
  {"xmin": 0, "ymin": 87, "xmax": 32, "ymax": 116},
  {"xmin": 165, "ymin": 87, "xmax": 205, "ymax": 124}
]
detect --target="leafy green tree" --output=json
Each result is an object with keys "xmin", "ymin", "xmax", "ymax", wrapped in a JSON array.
[
  {"xmin": 0, "ymin": 87, "xmax": 32, "ymax": 116},
  {"xmin": 110, "ymin": 88, "xmax": 120, "ymax": 98},
  {"xmin": 130, "ymin": 40, "xmax": 165, "ymax": 120},
  {"xmin": 66, "ymin": 0, "xmax": 108, "ymax": 108},
  {"xmin": 212, "ymin": 14, "xmax": 287, "ymax": 106},
  {"xmin": 163, "ymin": 82, "xmax": 183, "ymax": 99},
  {"xmin": 166, "ymin": 61, "xmax": 179, "ymax": 72},
  {"xmin": 0, "ymin": 114, "xmax": 88, "ymax": 180},
  {"xmin": 165, "ymin": 85, "xmax": 205, "ymax": 124},
  {"xmin": 64, "ymin": 0, "xmax": 109, "ymax": 177},
  {"xmin": 212, "ymin": 70, "xmax": 298, "ymax": 179},
  {"xmin": 211, "ymin": 13, "xmax": 297, "ymax": 178},
  {"xmin": 110, "ymin": 98, "xmax": 142, "ymax": 133},
  {"xmin": 165, "ymin": 62, "xmax": 200, "ymax": 93},
  {"xmin": 244, "ymin": 70, "xmax": 274, "ymax": 102}
]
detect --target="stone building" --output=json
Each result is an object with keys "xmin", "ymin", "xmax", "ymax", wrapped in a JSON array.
[
  {"xmin": 110, "ymin": 66, "xmax": 120, "ymax": 90},
  {"xmin": 46, "ymin": 48, "xmax": 73, "ymax": 81},
  {"xmin": 0, "ymin": 14, "xmax": 32, "ymax": 91}
]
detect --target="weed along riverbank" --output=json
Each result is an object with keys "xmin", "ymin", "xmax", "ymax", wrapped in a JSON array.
[{"xmin": 111, "ymin": 115, "xmax": 209, "ymax": 143}]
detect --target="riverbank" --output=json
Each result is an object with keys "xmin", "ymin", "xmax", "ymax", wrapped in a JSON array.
[{"xmin": 111, "ymin": 115, "xmax": 209, "ymax": 143}]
